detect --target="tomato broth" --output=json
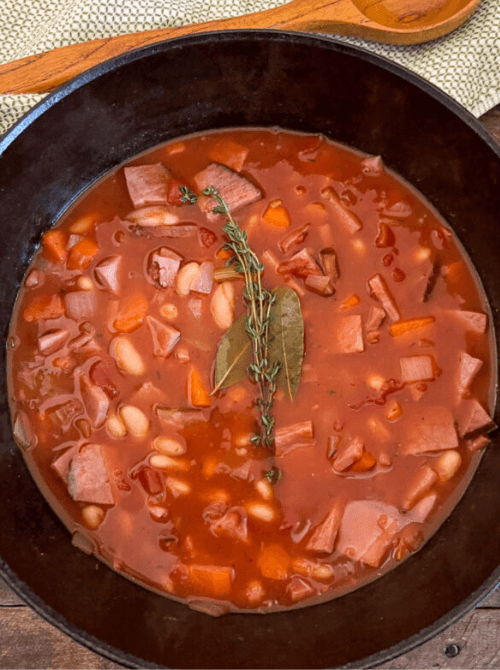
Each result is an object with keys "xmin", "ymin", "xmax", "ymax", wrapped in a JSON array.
[{"xmin": 7, "ymin": 128, "xmax": 496, "ymax": 615}]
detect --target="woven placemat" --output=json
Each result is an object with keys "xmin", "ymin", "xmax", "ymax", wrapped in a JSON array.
[{"xmin": 1, "ymin": 0, "xmax": 500, "ymax": 135}]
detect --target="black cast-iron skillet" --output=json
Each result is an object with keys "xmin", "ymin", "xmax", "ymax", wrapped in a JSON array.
[{"xmin": 0, "ymin": 30, "xmax": 499, "ymax": 669}]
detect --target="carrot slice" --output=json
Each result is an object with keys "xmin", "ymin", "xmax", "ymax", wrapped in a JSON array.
[
  {"xmin": 340, "ymin": 294, "xmax": 360, "ymax": 310},
  {"xmin": 42, "ymin": 229, "xmax": 67, "ymax": 263},
  {"xmin": 67, "ymin": 238, "xmax": 100, "ymax": 271},
  {"xmin": 113, "ymin": 292, "xmax": 149, "ymax": 333},
  {"xmin": 262, "ymin": 201, "xmax": 291, "ymax": 228},
  {"xmin": 187, "ymin": 366, "xmax": 211, "ymax": 407},
  {"xmin": 188, "ymin": 565, "xmax": 233, "ymax": 596},
  {"xmin": 23, "ymin": 294, "xmax": 64, "ymax": 322},
  {"xmin": 350, "ymin": 450, "xmax": 377, "ymax": 472},
  {"xmin": 257, "ymin": 544, "xmax": 290, "ymax": 580},
  {"xmin": 389, "ymin": 316, "xmax": 435, "ymax": 337}
]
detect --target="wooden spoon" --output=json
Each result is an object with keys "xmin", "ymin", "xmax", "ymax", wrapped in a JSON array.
[{"xmin": 0, "ymin": 0, "xmax": 482, "ymax": 95}]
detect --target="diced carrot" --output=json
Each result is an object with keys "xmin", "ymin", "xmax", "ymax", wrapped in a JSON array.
[
  {"xmin": 389, "ymin": 316, "xmax": 435, "ymax": 337},
  {"xmin": 262, "ymin": 200, "xmax": 291, "ymax": 228},
  {"xmin": 67, "ymin": 238, "xmax": 100, "ymax": 271},
  {"xmin": 216, "ymin": 247, "xmax": 233, "ymax": 261},
  {"xmin": 42, "ymin": 229, "xmax": 67, "ymax": 263},
  {"xmin": 257, "ymin": 544, "xmax": 290, "ymax": 580},
  {"xmin": 113, "ymin": 292, "xmax": 149, "ymax": 333},
  {"xmin": 23, "ymin": 293, "xmax": 64, "ymax": 322},
  {"xmin": 340, "ymin": 294, "xmax": 360, "ymax": 310},
  {"xmin": 209, "ymin": 139, "xmax": 249, "ymax": 171},
  {"xmin": 351, "ymin": 450, "xmax": 377, "ymax": 472},
  {"xmin": 188, "ymin": 564, "xmax": 233, "ymax": 596},
  {"xmin": 386, "ymin": 400, "xmax": 402, "ymax": 422},
  {"xmin": 202, "ymin": 456, "xmax": 219, "ymax": 478},
  {"xmin": 167, "ymin": 178, "xmax": 188, "ymax": 206},
  {"xmin": 187, "ymin": 366, "xmax": 211, "ymax": 407}
]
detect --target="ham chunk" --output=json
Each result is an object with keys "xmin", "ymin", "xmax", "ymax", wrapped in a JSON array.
[
  {"xmin": 94, "ymin": 256, "xmax": 121, "ymax": 293},
  {"xmin": 306, "ymin": 500, "xmax": 343, "ymax": 554},
  {"xmin": 304, "ymin": 274, "xmax": 334, "ymax": 296},
  {"xmin": 146, "ymin": 315, "xmax": 180, "ymax": 358},
  {"xmin": 80, "ymin": 373, "xmax": 109, "ymax": 428},
  {"xmin": 210, "ymin": 507, "xmax": 249, "ymax": 543},
  {"xmin": 64, "ymin": 291, "xmax": 97, "ymax": 321},
  {"xmin": 52, "ymin": 445, "xmax": 79, "ymax": 481},
  {"xmin": 194, "ymin": 163, "xmax": 262, "ymax": 220},
  {"xmin": 67, "ymin": 444, "xmax": 114, "ymax": 505},
  {"xmin": 403, "ymin": 406, "xmax": 458, "ymax": 454},
  {"xmin": 322, "ymin": 187, "xmax": 362, "ymax": 234},
  {"xmin": 279, "ymin": 224, "xmax": 311, "ymax": 254},
  {"xmin": 148, "ymin": 247, "xmax": 182, "ymax": 288},
  {"xmin": 457, "ymin": 352, "xmax": 483, "ymax": 396},
  {"xmin": 38, "ymin": 328, "xmax": 69, "ymax": 355},
  {"xmin": 277, "ymin": 248, "xmax": 322, "ymax": 280},
  {"xmin": 456, "ymin": 399, "xmax": 495, "ymax": 438},
  {"xmin": 401, "ymin": 465, "xmax": 438, "ymax": 512},
  {"xmin": 190, "ymin": 261, "xmax": 214, "ymax": 294},
  {"xmin": 453, "ymin": 310, "xmax": 488, "ymax": 333},
  {"xmin": 367, "ymin": 274, "xmax": 400, "ymax": 322},
  {"xmin": 124, "ymin": 164, "xmax": 170, "ymax": 209},
  {"xmin": 366, "ymin": 306, "xmax": 386, "ymax": 343},
  {"xmin": 286, "ymin": 577, "xmax": 315, "ymax": 603},
  {"xmin": 400, "ymin": 355, "xmax": 436, "ymax": 384},
  {"xmin": 275, "ymin": 420, "xmax": 314, "ymax": 457},
  {"xmin": 331, "ymin": 315, "xmax": 364, "ymax": 354},
  {"xmin": 332, "ymin": 436, "xmax": 364, "ymax": 472}
]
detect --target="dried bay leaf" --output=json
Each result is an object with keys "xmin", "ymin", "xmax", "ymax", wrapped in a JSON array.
[
  {"xmin": 212, "ymin": 314, "xmax": 253, "ymax": 393},
  {"xmin": 269, "ymin": 286, "xmax": 304, "ymax": 399}
]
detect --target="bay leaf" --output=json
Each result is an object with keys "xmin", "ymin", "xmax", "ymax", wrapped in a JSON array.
[
  {"xmin": 269, "ymin": 286, "xmax": 304, "ymax": 400},
  {"xmin": 212, "ymin": 314, "xmax": 253, "ymax": 393}
]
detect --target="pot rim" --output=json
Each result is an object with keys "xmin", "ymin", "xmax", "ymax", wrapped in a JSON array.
[{"xmin": 1, "ymin": 28, "xmax": 499, "ymax": 669}]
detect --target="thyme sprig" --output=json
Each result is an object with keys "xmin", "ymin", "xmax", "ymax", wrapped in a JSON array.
[{"xmin": 180, "ymin": 185, "xmax": 280, "ymax": 449}]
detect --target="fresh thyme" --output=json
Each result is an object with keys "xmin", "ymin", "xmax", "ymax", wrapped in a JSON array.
[{"xmin": 181, "ymin": 184, "xmax": 280, "ymax": 449}]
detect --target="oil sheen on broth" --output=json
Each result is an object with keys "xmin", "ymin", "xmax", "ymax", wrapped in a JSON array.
[{"xmin": 7, "ymin": 128, "xmax": 496, "ymax": 615}]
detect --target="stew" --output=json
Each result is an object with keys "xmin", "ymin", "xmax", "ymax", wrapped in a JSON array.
[{"xmin": 7, "ymin": 128, "xmax": 496, "ymax": 615}]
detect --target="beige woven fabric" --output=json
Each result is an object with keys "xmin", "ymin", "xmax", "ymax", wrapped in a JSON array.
[{"xmin": 1, "ymin": 0, "xmax": 500, "ymax": 135}]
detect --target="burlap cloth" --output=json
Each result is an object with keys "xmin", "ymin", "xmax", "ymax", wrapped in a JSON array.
[{"xmin": 1, "ymin": 0, "xmax": 500, "ymax": 135}]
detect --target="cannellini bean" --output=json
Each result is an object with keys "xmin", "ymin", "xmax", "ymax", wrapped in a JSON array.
[
  {"xmin": 415, "ymin": 246, "xmax": 432, "ymax": 262},
  {"xmin": 292, "ymin": 558, "xmax": 312, "ymax": 577},
  {"xmin": 351, "ymin": 238, "xmax": 366, "ymax": 255},
  {"xmin": 76, "ymin": 276, "xmax": 94, "ymax": 291},
  {"xmin": 234, "ymin": 432, "xmax": 252, "ymax": 447},
  {"xmin": 110, "ymin": 336, "xmax": 145, "ymax": 376},
  {"xmin": 82, "ymin": 505, "xmax": 104, "ymax": 530},
  {"xmin": 176, "ymin": 262, "xmax": 200, "ymax": 297},
  {"xmin": 435, "ymin": 450, "xmax": 462, "ymax": 482},
  {"xmin": 166, "ymin": 477, "xmax": 191, "ymax": 496},
  {"xmin": 255, "ymin": 479, "xmax": 273, "ymax": 501},
  {"xmin": 150, "ymin": 453, "xmax": 189, "ymax": 470},
  {"xmin": 106, "ymin": 414, "xmax": 128, "ymax": 438},
  {"xmin": 312, "ymin": 564, "xmax": 335, "ymax": 582},
  {"xmin": 160, "ymin": 303, "xmax": 178, "ymax": 321},
  {"xmin": 210, "ymin": 281, "xmax": 235, "ymax": 329},
  {"xmin": 70, "ymin": 215, "xmax": 96, "ymax": 234},
  {"xmin": 246, "ymin": 502, "xmax": 276, "ymax": 522},
  {"xmin": 119, "ymin": 405, "xmax": 150, "ymax": 437},
  {"xmin": 367, "ymin": 374, "xmax": 385, "ymax": 390},
  {"xmin": 154, "ymin": 437, "xmax": 186, "ymax": 456}
]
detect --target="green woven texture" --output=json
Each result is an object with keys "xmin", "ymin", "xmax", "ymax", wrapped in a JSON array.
[{"xmin": 1, "ymin": 0, "xmax": 500, "ymax": 135}]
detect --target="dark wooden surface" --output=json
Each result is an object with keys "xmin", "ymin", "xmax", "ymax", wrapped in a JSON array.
[{"xmin": 1, "ymin": 105, "xmax": 499, "ymax": 670}]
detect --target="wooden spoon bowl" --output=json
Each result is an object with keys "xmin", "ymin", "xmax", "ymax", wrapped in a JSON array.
[{"xmin": 0, "ymin": 0, "xmax": 483, "ymax": 95}]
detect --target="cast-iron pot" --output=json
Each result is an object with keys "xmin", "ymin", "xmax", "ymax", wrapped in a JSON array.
[{"xmin": 0, "ymin": 30, "xmax": 499, "ymax": 669}]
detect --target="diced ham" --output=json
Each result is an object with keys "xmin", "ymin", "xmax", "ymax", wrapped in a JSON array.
[
  {"xmin": 13, "ymin": 411, "xmax": 37, "ymax": 450},
  {"xmin": 383, "ymin": 201, "xmax": 412, "ymax": 219},
  {"xmin": 146, "ymin": 315, "xmax": 180, "ymax": 358},
  {"xmin": 332, "ymin": 436, "xmax": 364, "ymax": 472},
  {"xmin": 124, "ymin": 164, "xmax": 170, "ymax": 209},
  {"xmin": 457, "ymin": 352, "xmax": 483, "ymax": 396},
  {"xmin": 304, "ymin": 274, "xmax": 334, "ymax": 296},
  {"xmin": 465, "ymin": 434, "xmax": 491, "ymax": 453},
  {"xmin": 52, "ymin": 445, "xmax": 79, "ymax": 481},
  {"xmin": 365, "ymin": 305, "xmax": 386, "ymax": 344},
  {"xmin": 132, "ymin": 224, "xmax": 196, "ymax": 238},
  {"xmin": 411, "ymin": 492, "xmax": 438, "ymax": 522},
  {"xmin": 67, "ymin": 444, "xmax": 114, "ymax": 505},
  {"xmin": 322, "ymin": 187, "xmax": 362, "ymax": 234},
  {"xmin": 286, "ymin": 577, "xmax": 315, "ymax": 603},
  {"xmin": 64, "ymin": 291, "xmax": 97, "ymax": 321},
  {"xmin": 137, "ymin": 466, "xmax": 164, "ymax": 496},
  {"xmin": 278, "ymin": 224, "xmax": 311, "ymax": 254},
  {"xmin": 403, "ymin": 406, "xmax": 458, "ymax": 454},
  {"xmin": 337, "ymin": 500, "xmax": 401, "ymax": 568},
  {"xmin": 156, "ymin": 407, "xmax": 208, "ymax": 427},
  {"xmin": 367, "ymin": 274, "xmax": 400, "ymax": 322},
  {"xmin": 80, "ymin": 374, "xmax": 109, "ymax": 428},
  {"xmin": 320, "ymin": 248, "xmax": 339, "ymax": 283},
  {"xmin": 69, "ymin": 322, "xmax": 97, "ymax": 352},
  {"xmin": 306, "ymin": 500, "xmax": 343, "ymax": 554},
  {"xmin": 190, "ymin": 261, "xmax": 214, "ymax": 294},
  {"xmin": 130, "ymin": 381, "xmax": 169, "ymax": 406},
  {"xmin": 277, "ymin": 248, "xmax": 322, "ymax": 280},
  {"xmin": 49, "ymin": 398, "xmax": 84, "ymax": 429},
  {"xmin": 274, "ymin": 420, "xmax": 314, "ymax": 457},
  {"xmin": 331, "ymin": 315, "xmax": 364, "ymax": 354},
  {"xmin": 188, "ymin": 298, "xmax": 202, "ymax": 320},
  {"xmin": 25, "ymin": 269, "xmax": 45, "ymax": 288},
  {"xmin": 38, "ymin": 328, "xmax": 69, "ymax": 355},
  {"xmin": 401, "ymin": 465, "xmax": 438, "ymax": 512},
  {"xmin": 456, "ymin": 399, "xmax": 495, "ymax": 438},
  {"xmin": 400, "ymin": 355, "xmax": 436, "ymax": 384},
  {"xmin": 453, "ymin": 310, "xmax": 488, "ymax": 333},
  {"xmin": 361, "ymin": 155, "xmax": 383, "ymax": 176},
  {"xmin": 94, "ymin": 256, "xmax": 121, "ymax": 293},
  {"xmin": 210, "ymin": 507, "xmax": 248, "ymax": 543},
  {"xmin": 194, "ymin": 163, "xmax": 262, "ymax": 220},
  {"xmin": 148, "ymin": 247, "xmax": 183, "ymax": 288}
]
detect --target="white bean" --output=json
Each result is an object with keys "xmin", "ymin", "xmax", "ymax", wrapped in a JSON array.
[
  {"xmin": 110, "ymin": 336, "xmax": 145, "ymax": 376},
  {"xmin": 166, "ymin": 477, "xmax": 191, "ymax": 496},
  {"xmin": 255, "ymin": 479, "xmax": 273, "ymax": 501},
  {"xmin": 160, "ymin": 303, "xmax": 178, "ymax": 321},
  {"xmin": 76, "ymin": 276, "xmax": 94, "ymax": 291},
  {"xmin": 210, "ymin": 281, "xmax": 235, "ymax": 329},
  {"xmin": 246, "ymin": 502, "xmax": 275, "ymax": 522},
  {"xmin": 154, "ymin": 437, "xmax": 186, "ymax": 456},
  {"xmin": 106, "ymin": 414, "xmax": 128, "ymax": 438},
  {"xmin": 176, "ymin": 262, "xmax": 200, "ymax": 297},
  {"xmin": 82, "ymin": 505, "xmax": 104, "ymax": 530},
  {"xmin": 435, "ymin": 450, "xmax": 462, "ymax": 482},
  {"xmin": 150, "ymin": 453, "xmax": 189, "ymax": 470},
  {"xmin": 119, "ymin": 405, "xmax": 150, "ymax": 437}
]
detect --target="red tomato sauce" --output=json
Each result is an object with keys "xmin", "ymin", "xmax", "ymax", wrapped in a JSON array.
[{"xmin": 7, "ymin": 128, "xmax": 496, "ymax": 615}]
